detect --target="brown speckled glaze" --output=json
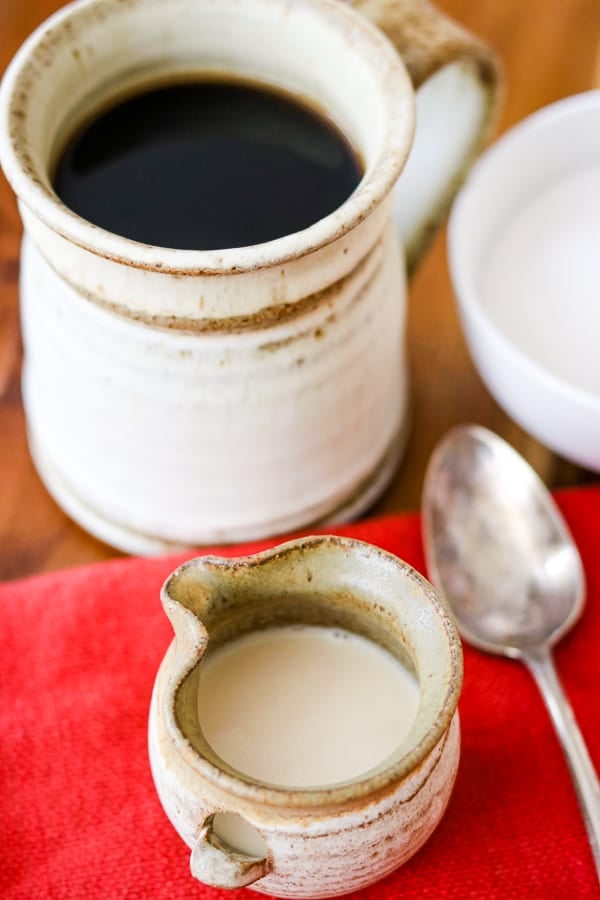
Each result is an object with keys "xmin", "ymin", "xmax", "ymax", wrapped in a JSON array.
[
  {"xmin": 356, "ymin": 0, "xmax": 498, "ymax": 91},
  {"xmin": 148, "ymin": 536, "xmax": 463, "ymax": 898},
  {"xmin": 353, "ymin": 0, "xmax": 501, "ymax": 270}
]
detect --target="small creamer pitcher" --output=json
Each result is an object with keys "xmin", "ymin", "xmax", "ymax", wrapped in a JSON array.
[{"xmin": 149, "ymin": 536, "xmax": 463, "ymax": 897}]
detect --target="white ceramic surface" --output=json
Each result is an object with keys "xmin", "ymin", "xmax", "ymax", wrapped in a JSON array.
[
  {"xmin": 148, "ymin": 536, "xmax": 463, "ymax": 897},
  {"xmin": 449, "ymin": 91, "xmax": 600, "ymax": 472},
  {"xmin": 0, "ymin": 0, "xmax": 498, "ymax": 552}
]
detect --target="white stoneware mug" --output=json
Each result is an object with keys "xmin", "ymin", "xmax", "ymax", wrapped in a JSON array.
[
  {"xmin": 149, "ymin": 535, "xmax": 463, "ymax": 897},
  {"xmin": 0, "ymin": 0, "xmax": 499, "ymax": 554}
]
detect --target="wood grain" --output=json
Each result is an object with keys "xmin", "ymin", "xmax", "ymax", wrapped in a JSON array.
[{"xmin": 1, "ymin": 0, "xmax": 599, "ymax": 580}]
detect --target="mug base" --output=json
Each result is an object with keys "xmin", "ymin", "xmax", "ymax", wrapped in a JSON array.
[{"xmin": 26, "ymin": 413, "xmax": 411, "ymax": 556}]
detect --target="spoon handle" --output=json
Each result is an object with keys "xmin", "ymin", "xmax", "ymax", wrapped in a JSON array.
[{"xmin": 524, "ymin": 646, "xmax": 600, "ymax": 880}]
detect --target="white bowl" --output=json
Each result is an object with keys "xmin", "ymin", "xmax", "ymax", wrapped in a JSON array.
[{"xmin": 448, "ymin": 91, "xmax": 600, "ymax": 471}]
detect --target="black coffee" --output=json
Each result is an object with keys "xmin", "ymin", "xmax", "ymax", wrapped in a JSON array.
[{"xmin": 53, "ymin": 79, "xmax": 363, "ymax": 250}]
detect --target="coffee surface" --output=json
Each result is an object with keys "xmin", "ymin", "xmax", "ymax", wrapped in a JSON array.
[{"xmin": 53, "ymin": 80, "xmax": 362, "ymax": 250}]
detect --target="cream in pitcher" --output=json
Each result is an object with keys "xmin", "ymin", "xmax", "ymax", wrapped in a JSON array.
[
  {"xmin": 148, "ymin": 536, "xmax": 463, "ymax": 897},
  {"xmin": 0, "ymin": 0, "xmax": 499, "ymax": 553},
  {"xmin": 196, "ymin": 624, "xmax": 420, "ymax": 788}
]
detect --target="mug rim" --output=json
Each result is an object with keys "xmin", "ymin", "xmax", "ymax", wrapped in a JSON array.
[
  {"xmin": 0, "ymin": 0, "xmax": 415, "ymax": 275},
  {"xmin": 160, "ymin": 535, "xmax": 463, "ymax": 810}
]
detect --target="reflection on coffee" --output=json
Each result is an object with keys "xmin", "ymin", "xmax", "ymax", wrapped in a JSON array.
[{"xmin": 52, "ymin": 79, "xmax": 363, "ymax": 250}]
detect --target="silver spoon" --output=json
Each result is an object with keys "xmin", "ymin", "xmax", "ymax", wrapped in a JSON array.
[{"xmin": 422, "ymin": 424, "xmax": 600, "ymax": 879}]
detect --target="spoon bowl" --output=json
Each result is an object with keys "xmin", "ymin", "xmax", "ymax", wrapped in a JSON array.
[
  {"xmin": 422, "ymin": 424, "xmax": 585, "ymax": 656},
  {"xmin": 422, "ymin": 424, "xmax": 600, "ymax": 879}
]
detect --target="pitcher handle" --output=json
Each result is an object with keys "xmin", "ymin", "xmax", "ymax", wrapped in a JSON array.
[
  {"xmin": 351, "ymin": 0, "xmax": 501, "ymax": 273},
  {"xmin": 190, "ymin": 816, "xmax": 270, "ymax": 889}
]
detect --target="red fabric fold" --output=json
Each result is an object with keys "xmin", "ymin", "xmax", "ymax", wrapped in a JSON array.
[{"xmin": 1, "ymin": 490, "xmax": 599, "ymax": 898}]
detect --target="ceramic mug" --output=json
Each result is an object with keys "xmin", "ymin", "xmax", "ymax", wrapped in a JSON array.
[
  {"xmin": 0, "ymin": 0, "xmax": 499, "ymax": 554},
  {"xmin": 149, "ymin": 536, "xmax": 463, "ymax": 897}
]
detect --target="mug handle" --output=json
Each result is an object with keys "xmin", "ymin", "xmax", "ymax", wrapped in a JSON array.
[
  {"xmin": 351, "ymin": 0, "xmax": 501, "ymax": 274},
  {"xmin": 190, "ymin": 816, "xmax": 270, "ymax": 889}
]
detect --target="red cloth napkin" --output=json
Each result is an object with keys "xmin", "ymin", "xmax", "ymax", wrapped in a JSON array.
[{"xmin": 2, "ymin": 490, "xmax": 599, "ymax": 899}]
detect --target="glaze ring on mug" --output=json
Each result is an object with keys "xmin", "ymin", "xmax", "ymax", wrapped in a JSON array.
[
  {"xmin": 148, "ymin": 535, "xmax": 464, "ymax": 898},
  {"xmin": 0, "ymin": 0, "xmax": 500, "ymax": 553}
]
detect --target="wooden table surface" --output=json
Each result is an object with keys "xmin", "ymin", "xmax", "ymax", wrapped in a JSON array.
[{"xmin": 1, "ymin": 0, "xmax": 600, "ymax": 581}]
